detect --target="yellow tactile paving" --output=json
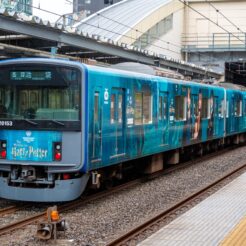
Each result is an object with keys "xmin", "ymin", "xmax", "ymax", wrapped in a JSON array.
[{"xmin": 220, "ymin": 216, "xmax": 246, "ymax": 246}]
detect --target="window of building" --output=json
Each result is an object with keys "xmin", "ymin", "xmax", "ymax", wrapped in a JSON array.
[
  {"xmin": 85, "ymin": 0, "xmax": 91, "ymax": 4},
  {"xmin": 175, "ymin": 96, "xmax": 186, "ymax": 121},
  {"xmin": 133, "ymin": 14, "xmax": 173, "ymax": 49}
]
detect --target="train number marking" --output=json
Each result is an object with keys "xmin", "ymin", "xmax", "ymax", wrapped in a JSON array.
[{"xmin": 0, "ymin": 121, "xmax": 13, "ymax": 126}]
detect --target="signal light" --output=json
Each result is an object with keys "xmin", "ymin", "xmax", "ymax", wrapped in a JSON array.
[{"xmin": 51, "ymin": 210, "xmax": 60, "ymax": 221}]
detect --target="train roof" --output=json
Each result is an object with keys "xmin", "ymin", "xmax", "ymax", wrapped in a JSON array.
[
  {"xmin": 86, "ymin": 63, "xmax": 224, "ymax": 91},
  {"xmin": 0, "ymin": 58, "xmax": 244, "ymax": 93}
]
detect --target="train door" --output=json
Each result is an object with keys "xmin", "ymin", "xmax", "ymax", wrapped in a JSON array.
[
  {"xmin": 92, "ymin": 89, "xmax": 102, "ymax": 162},
  {"xmin": 191, "ymin": 94, "xmax": 198, "ymax": 140},
  {"xmin": 213, "ymin": 96, "xmax": 219, "ymax": 136},
  {"xmin": 110, "ymin": 88, "xmax": 125, "ymax": 158},
  {"xmin": 231, "ymin": 97, "xmax": 235, "ymax": 132},
  {"xmin": 159, "ymin": 91, "xmax": 168, "ymax": 145}
]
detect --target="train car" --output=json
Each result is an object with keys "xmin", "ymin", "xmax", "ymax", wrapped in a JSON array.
[{"xmin": 0, "ymin": 58, "xmax": 245, "ymax": 202}]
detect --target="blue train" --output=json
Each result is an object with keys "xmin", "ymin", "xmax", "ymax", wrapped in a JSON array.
[{"xmin": 0, "ymin": 58, "xmax": 245, "ymax": 202}]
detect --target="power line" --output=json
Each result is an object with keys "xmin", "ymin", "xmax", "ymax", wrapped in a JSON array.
[
  {"xmin": 97, "ymin": 12, "xmax": 223, "ymax": 63},
  {"xmin": 13, "ymin": 2, "xmax": 181, "ymax": 55},
  {"xmin": 97, "ymin": 13, "xmax": 181, "ymax": 49},
  {"xmin": 205, "ymin": 0, "xmax": 244, "ymax": 34},
  {"xmin": 178, "ymin": 0, "xmax": 245, "ymax": 44}
]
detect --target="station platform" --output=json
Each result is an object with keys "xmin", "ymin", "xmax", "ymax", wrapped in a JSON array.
[{"xmin": 138, "ymin": 171, "xmax": 246, "ymax": 246}]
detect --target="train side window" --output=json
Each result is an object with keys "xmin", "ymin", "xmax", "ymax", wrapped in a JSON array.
[
  {"xmin": 201, "ymin": 98, "xmax": 210, "ymax": 119},
  {"xmin": 244, "ymin": 100, "xmax": 246, "ymax": 116},
  {"xmin": 175, "ymin": 96, "xmax": 186, "ymax": 121},
  {"xmin": 235, "ymin": 100, "xmax": 242, "ymax": 117},
  {"xmin": 134, "ymin": 92, "xmax": 143, "ymax": 125},
  {"xmin": 110, "ymin": 94, "xmax": 116, "ymax": 124},
  {"xmin": 143, "ymin": 92, "xmax": 152, "ymax": 124}
]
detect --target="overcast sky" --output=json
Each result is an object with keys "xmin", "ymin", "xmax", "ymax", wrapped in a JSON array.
[{"xmin": 32, "ymin": 0, "xmax": 73, "ymax": 22}]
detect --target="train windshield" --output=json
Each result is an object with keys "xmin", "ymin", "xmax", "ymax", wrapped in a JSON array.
[{"xmin": 0, "ymin": 64, "xmax": 81, "ymax": 130}]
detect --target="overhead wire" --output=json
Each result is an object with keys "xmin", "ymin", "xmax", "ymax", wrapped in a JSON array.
[
  {"xmin": 178, "ymin": 0, "xmax": 245, "ymax": 44},
  {"xmin": 14, "ymin": 2, "xmax": 181, "ymax": 55},
  {"xmin": 4, "ymin": 1, "xmax": 232, "ymax": 66},
  {"xmin": 204, "ymin": 0, "xmax": 244, "ymax": 34},
  {"xmin": 97, "ymin": 12, "xmax": 222, "ymax": 63}
]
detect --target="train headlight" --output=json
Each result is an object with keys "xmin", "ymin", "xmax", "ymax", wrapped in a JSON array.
[
  {"xmin": 0, "ymin": 140, "xmax": 7, "ymax": 159},
  {"xmin": 53, "ymin": 142, "xmax": 62, "ymax": 161}
]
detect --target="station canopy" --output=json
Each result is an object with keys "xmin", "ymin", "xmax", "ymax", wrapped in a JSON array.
[{"xmin": 74, "ymin": 0, "xmax": 174, "ymax": 42}]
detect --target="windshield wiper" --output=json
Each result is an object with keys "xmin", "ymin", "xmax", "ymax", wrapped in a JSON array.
[
  {"xmin": 24, "ymin": 119, "xmax": 38, "ymax": 126},
  {"xmin": 50, "ymin": 120, "xmax": 65, "ymax": 126}
]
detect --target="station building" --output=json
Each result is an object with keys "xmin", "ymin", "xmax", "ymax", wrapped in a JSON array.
[{"xmin": 74, "ymin": 0, "xmax": 246, "ymax": 73}]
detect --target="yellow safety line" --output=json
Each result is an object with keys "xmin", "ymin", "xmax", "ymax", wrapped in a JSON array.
[{"xmin": 220, "ymin": 216, "xmax": 246, "ymax": 246}]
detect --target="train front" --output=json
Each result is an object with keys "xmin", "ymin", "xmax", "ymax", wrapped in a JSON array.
[{"xmin": 0, "ymin": 59, "xmax": 88, "ymax": 202}]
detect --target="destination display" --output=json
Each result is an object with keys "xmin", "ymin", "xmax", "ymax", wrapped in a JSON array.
[{"xmin": 10, "ymin": 71, "xmax": 52, "ymax": 81}]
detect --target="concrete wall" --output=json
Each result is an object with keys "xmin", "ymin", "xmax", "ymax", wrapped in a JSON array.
[{"xmin": 147, "ymin": 8, "xmax": 184, "ymax": 60}]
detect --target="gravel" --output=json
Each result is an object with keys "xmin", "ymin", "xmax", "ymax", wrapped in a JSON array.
[{"xmin": 1, "ymin": 146, "xmax": 246, "ymax": 246}]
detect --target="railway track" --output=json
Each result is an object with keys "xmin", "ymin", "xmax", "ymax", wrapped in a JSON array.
[
  {"xmin": 106, "ymin": 163, "xmax": 246, "ymax": 246},
  {"xmin": 0, "ymin": 203, "xmax": 32, "ymax": 216},
  {"xmin": 0, "ymin": 145, "xmax": 244, "ymax": 237}
]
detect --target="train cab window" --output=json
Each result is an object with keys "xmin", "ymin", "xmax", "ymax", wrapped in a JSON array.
[
  {"xmin": 174, "ymin": 96, "xmax": 186, "ymax": 121},
  {"xmin": 201, "ymin": 98, "xmax": 210, "ymax": 119},
  {"xmin": 235, "ymin": 100, "xmax": 242, "ymax": 117}
]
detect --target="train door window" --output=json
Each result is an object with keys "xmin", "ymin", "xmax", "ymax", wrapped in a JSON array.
[
  {"xmin": 201, "ymin": 98, "xmax": 210, "ymax": 119},
  {"xmin": 226, "ymin": 100, "xmax": 229, "ymax": 118},
  {"xmin": 159, "ymin": 93, "xmax": 168, "ymax": 120},
  {"xmin": 143, "ymin": 92, "xmax": 152, "ymax": 124},
  {"xmin": 134, "ymin": 92, "xmax": 143, "ymax": 125},
  {"xmin": 118, "ymin": 94, "xmax": 122, "ymax": 123},
  {"xmin": 159, "ymin": 96, "xmax": 163, "ymax": 120},
  {"xmin": 94, "ymin": 92, "xmax": 99, "ymax": 122},
  {"xmin": 175, "ymin": 95, "xmax": 186, "ymax": 121},
  {"xmin": 110, "ymin": 94, "xmax": 116, "ymax": 124},
  {"xmin": 235, "ymin": 100, "xmax": 242, "ymax": 116}
]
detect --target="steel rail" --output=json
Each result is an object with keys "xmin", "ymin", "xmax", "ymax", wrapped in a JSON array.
[
  {"xmin": 0, "ymin": 203, "xmax": 32, "ymax": 216},
  {"xmin": 106, "ymin": 164, "xmax": 246, "ymax": 246},
  {"xmin": 0, "ymin": 145, "xmax": 243, "ymax": 236}
]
